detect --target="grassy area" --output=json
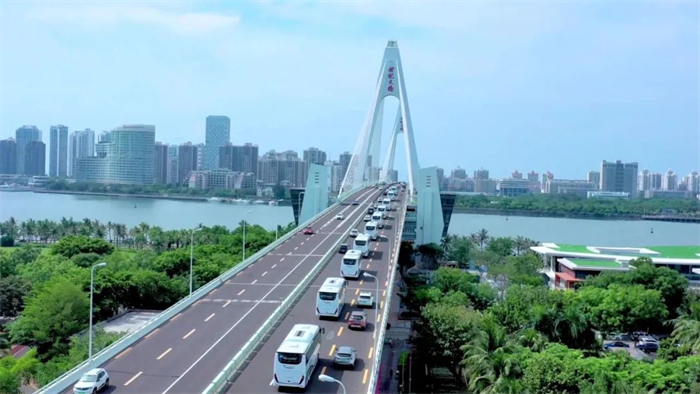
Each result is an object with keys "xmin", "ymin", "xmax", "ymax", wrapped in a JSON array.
[
  {"xmin": 550, "ymin": 244, "xmax": 594, "ymax": 254},
  {"xmin": 648, "ymin": 246, "xmax": 700, "ymax": 260},
  {"xmin": 0, "ymin": 244, "xmax": 51, "ymax": 255}
]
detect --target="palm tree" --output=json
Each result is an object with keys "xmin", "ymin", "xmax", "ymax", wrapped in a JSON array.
[
  {"xmin": 107, "ymin": 221, "xmax": 114, "ymax": 243},
  {"xmin": 461, "ymin": 316, "xmax": 521, "ymax": 394},
  {"xmin": 670, "ymin": 317, "xmax": 700, "ymax": 353},
  {"xmin": 517, "ymin": 328, "xmax": 548, "ymax": 352},
  {"xmin": 472, "ymin": 228, "xmax": 490, "ymax": 251},
  {"xmin": 0, "ymin": 334, "xmax": 11, "ymax": 357},
  {"xmin": 441, "ymin": 234, "xmax": 457, "ymax": 257}
]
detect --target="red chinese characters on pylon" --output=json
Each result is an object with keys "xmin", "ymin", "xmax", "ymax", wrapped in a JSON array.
[{"xmin": 387, "ymin": 66, "xmax": 395, "ymax": 92}]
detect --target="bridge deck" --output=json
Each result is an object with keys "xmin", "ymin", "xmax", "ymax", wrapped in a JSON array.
[
  {"xmin": 223, "ymin": 191, "xmax": 405, "ymax": 394},
  {"xmin": 60, "ymin": 187, "xmax": 381, "ymax": 394}
]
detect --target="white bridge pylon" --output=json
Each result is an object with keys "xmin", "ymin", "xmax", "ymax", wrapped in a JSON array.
[{"xmin": 339, "ymin": 40, "xmax": 420, "ymax": 197}]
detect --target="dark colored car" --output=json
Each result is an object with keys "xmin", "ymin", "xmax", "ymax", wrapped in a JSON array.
[
  {"xmin": 303, "ymin": 227, "xmax": 314, "ymax": 235},
  {"xmin": 352, "ymin": 201, "xmax": 360, "ymax": 206},
  {"xmin": 368, "ymin": 208, "xmax": 374, "ymax": 214},
  {"xmin": 338, "ymin": 244, "xmax": 348, "ymax": 253},
  {"xmin": 604, "ymin": 341, "xmax": 630, "ymax": 350},
  {"xmin": 637, "ymin": 342, "xmax": 659, "ymax": 352}
]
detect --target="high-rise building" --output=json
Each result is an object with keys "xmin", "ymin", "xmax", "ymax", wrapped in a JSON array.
[
  {"xmin": 511, "ymin": 170, "xmax": 523, "ymax": 180},
  {"xmin": 15, "ymin": 125, "xmax": 42, "ymax": 175},
  {"xmin": 663, "ymin": 170, "xmax": 677, "ymax": 191},
  {"xmin": 451, "ymin": 167, "xmax": 467, "ymax": 179},
  {"xmin": 303, "ymin": 147, "xmax": 327, "ymax": 168},
  {"xmin": 167, "ymin": 146, "xmax": 179, "ymax": 184},
  {"xmin": 219, "ymin": 143, "xmax": 259, "ymax": 177},
  {"xmin": 154, "ymin": 142, "xmax": 169, "ymax": 184},
  {"xmin": 687, "ymin": 171, "xmax": 700, "ymax": 195},
  {"xmin": 436, "ymin": 167, "xmax": 445, "ymax": 187},
  {"xmin": 544, "ymin": 179, "xmax": 597, "ymax": 197},
  {"xmin": 69, "ymin": 129, "xmax": 95, "ymax": 176},
  {"xmin": 74, "ymin": 125, "xmax": 155, "ymax": 185},
  {"xmin": 0, "ymin": 139, "xmax": 17, "ymax": 174},
  {"xmin": 651, "ymin": 173, "xmax": 662, "ymax": 190},
  {"xmin": 49, "ymin": 125, "xmax": 69, "ymax": 178},
  {"xmin": 638, "ymin": 169, "xmax": 651, "ymax": 191},
  {"xmin": 339, "ymin": 151, "xmax": 352, "ymax": 178},
  {"xmin": 258, "ymin": 150, "xmax": 305, "ymax": 187},
  {"xmin": 178, "ymin": 142, "xmax": 198, "ymax": 184},
  {"xmin": 24, "ymin": 141, "xmax": 46, "ymax": 176},
  {"xmin": 600, "ymin": 160, "xmax": 638, "ymax": 197},
  {"xmin": 388, "ymin": 169, "xmax": 399, "ymax": 183},
  {"xmin": 527, "ymin": 171, "xmax": 539, "ymax": 183},
  {"xmin": 203, "ymin": 116, "xmax": 230, "ymax": 170},
  {"xmin": 329, "ymin": 162, "xmax": 344, "ymax": 194},
  {"xmin": 196, "ymin": 143, "xmax": 204, "ymax": 170},
  {"xmin": 587, "ymin": 171, "xmax": 601, "ymax": 188},
  {"xmin": 474, "ymin": 168, "xmax": 489, "ymax": 180}
]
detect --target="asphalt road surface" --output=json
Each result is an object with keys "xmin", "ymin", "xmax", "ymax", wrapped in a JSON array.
[
  {"xmin": 224, "ymin": 191, "xmax": 405, "ymax": 394},
  {"xmin": 62, "ymin": 187, "xmax": 384, "ymax": 394}
]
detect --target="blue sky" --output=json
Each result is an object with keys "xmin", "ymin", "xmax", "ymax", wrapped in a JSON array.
[{"xmin": 1, "ymin": 1, "xmax": 698, "ymax": 179}]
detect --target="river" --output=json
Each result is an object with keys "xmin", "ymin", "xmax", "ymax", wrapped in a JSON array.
[{"xmin": 1, "ymin": 191, "xmax": 698, "ymax": 246}]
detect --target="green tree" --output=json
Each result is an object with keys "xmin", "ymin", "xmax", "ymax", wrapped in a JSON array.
[
  {"xmin": 460, "ymin": 315, "xmax": 523, "ymax": 394},
  {"xmin": 415, "ymin": 302, "xmax": 479, "ymax": 382},
  {"xmin": 51, "ymin": 235, "xmax": 114, "ymax": 259},
  {"xmin": 417, "ymin": 243, "xmax": 442, "ymax": 270},
  {"xmin": 521, "ymin": 343, "xmax": 584, "ymax": 394},
  {"xmin": 9, "ymin": 278, "xmax": 89, "ymax": 361},
  {"xmin": 472, "ymin": 228, "xmax": 490, "ymax": 251},
  {"xmin": 486, "ymin": 237, "xmax": 515, "ymax": 257},
  {"xmin": 0, "ymin": 276, "xmax": 32, "ymax": 317},
  {"xmin": 447, "ymin": 236, "xmax": 475, "ymax": 267},
  {"xmin": 578, "ymin": 284, "xmax": 668, "ymax": 334}
]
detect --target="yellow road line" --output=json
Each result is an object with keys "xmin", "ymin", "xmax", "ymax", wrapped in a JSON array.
[
  {"xmin": 328, "ymin": 344, "xmax": 336, "ymax": 356},
  {"xmin": 145, "ymin": 329, "xmax": 160, "ymax": 339},
  {"xmin": 355, "ymin": 288, "xmax": 359, "ymax": 295},
  {"xmin": 124, "ymin": 371, "xmax": 143, "ymax": 386},
  {"xmin": 362, "ymin": 368, "xmax": 369, "ymax": 384},
  {"xmin": 367, "ymin": 264, "xmax": 371, "ymax": 269},
  {"xmin": 115, "ymin": 347, "xmax": 132, "ymax": 359},
  {"xmin": 351, "ymin": 299, "xmax": 356, "ymax": 306},
  {"xmin": 378, "ymin": 313, "xmax": 382, "ymax": 322},
  {"xmin": 344, "ymin": 312, "xmax": 350, "ymax": 321},
  {"xmin": 368, "ymin": 346, "xmax": 374, "ymax": 359},
  {"xmin": 157, "ymin": 348, "xmax": 172, "ymax": 360},
  {"xmin": 380, "ymin": 301, "xmax": 384, "ymax": 309},
  {"xmin": 183, "ymin": 329, "xmax": 196, "ymax": 339},
  {"xmin": 205, "ymin": 313, "xmax": 216, "ymax": 322},
  {"xmin": 338, "ymin": 326, "xmax": 344, "ymax": 336},
  {"xmin": 383, "ymin": 290, "xmax": 386, "ymax": 297},
  {"xmin": 360, "ymin": 280, "xmax": 364, "ymax": 285},
  {"xmin": 321, "ymin": 366, "xmax": 327, "ymax": 375}
]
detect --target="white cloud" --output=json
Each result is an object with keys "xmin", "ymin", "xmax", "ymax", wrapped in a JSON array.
[{"xmin": 25, "ymin": 3, "xmax": 240, "ymax": 36}]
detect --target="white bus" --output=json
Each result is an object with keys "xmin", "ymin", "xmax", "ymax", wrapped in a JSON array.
[
  {"xmin": 354, "ymin": 234, "xmax": 370, "ymax": 258},
  {"xmin": 316, "ymin": 277, "xmax": 346, "ymax": 318},
  {"xmin": 341, "ymin": 249, "xmax": 362, "ymax": 278},
  {"xmin": 377, "ymin": 205, "xmax": 387, "ymax": 219},
  {"xmin": 372, "ymin": 212, "xmax": 383, "ymax": 228},
  {"xmin": 382, "ymin": 198, "xmax": 392, "ymax": 210},
  {"xmin": 365, "ymin": 221, "xmax": 378, "ymax": 241},
  {"xmin": 272, "ymin": 324, "xmax": 321, "ymax": 389}
]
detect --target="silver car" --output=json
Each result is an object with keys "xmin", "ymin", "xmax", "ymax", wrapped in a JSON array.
[{"xmin": 334, "ymin": 346, "xmax": 357, "ymax": 369}]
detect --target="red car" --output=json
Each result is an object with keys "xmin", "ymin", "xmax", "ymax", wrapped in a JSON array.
[
  {"xmin": 303, "ymin": 227, "xmax": 314, "ymax": 235},
  {"xmin": 348, "ymin": 311, "xmax": 367, "ymax": 330}
]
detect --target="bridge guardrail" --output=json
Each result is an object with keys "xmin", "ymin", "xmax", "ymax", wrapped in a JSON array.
[
  {"xmin": 367, "ymin": 193, "xmax": 407, "ymax": 394},
  {"xmin": 35, "ymin": 198, "xmax": 347, "ymax": 394},
  {"xmin": 200, "ymin": 190, "xmax": 374, "ymax": 394}
]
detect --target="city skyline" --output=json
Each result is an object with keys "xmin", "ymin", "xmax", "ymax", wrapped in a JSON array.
[{"xmin": 1, "ymin": 2, "xmax": 697, "ymax": 179}]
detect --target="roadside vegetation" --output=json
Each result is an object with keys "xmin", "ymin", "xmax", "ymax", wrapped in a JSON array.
[
  {"xmin": 455, "ymin": 193, "xmax": 700, "ymax": 218},
  {"xmin": 398, "ymin": 230, "xmax": 700, "ymax": 393},
  {"xmin": 0, "ymin": 217, "xmax": 295, "ymax": 392}
]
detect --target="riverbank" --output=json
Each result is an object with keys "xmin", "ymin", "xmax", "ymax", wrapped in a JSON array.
[
  {"xmin": 31, "ymin": 189, "xmax": 210, "ymax": 202},
  {"xmin": 451, "ymin": 207, "xmax": 700, "ymax": 222}
]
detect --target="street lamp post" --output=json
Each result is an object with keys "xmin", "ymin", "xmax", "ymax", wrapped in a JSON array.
[
  {"xmin": 89, "ymin": 262, "xmax": 107, "ymax": 362},
  {"xmin": 243, "ymin": 210, "xmax": 253, "ymax": 260},
  {"xmin": 318, "ymin": 374, "xmax": 346, "ymax": 394},
  {"xmin": 363, "ymin": 272, "xmax": 379, "ymax": 339},
  {"xmin": 189, "ymin": 227, "xmax": 203, "ymax": 296}
]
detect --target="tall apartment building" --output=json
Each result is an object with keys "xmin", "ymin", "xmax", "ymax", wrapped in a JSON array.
[
  {"xmin": 258, "ymin": 151, "xmax": 305, "ymax": 187},
  {"xmin": 0, "ymin": 139, "xmax": 17, "ymax": 174},
  {"xmin": 511, "ymin": 170, "xmax": 523, "ymax": 180},
  {"xmin": 69, "ymin": 129, "xmax": 95, "ymax": 176},
  {"xmin": 24, "ymin": 141, "xmax": 46, "ymax": 176},
  {"xmin": 587, "ymin": 171, "xmax": 601, "ymax": 188},
  {"xmin": 154, "ymin": 142, "xmax": 169, "ymax": 184},
  {"xmin": 49, "ymin": 125, "xmax": 69, "ymax": 178},
  {"xmin": 452, "ymin": 167, "xmax": 467, "ymax": 179},
  {"xmin": 74, "ymin": 125, "xmax": 155, "ymax": 185},
  {"xmin": 649, "ymin": 173, "xmax": 662, "ymax": 190},
  {"xmin": 304, "ymin": 147, "xmax": 327, "ymax": 169},
  {"xmin": 687, "ymin": 171, "xmax": 700, "ymax": 195},
  {"xmin": 203, "ymin": 116, "xmax": 230, "ymax": 170},
  {"xmin": 638, "ymin": 169, "xmax": 652, "ymax": 191},
  {"xmin": 663, "ymin": 170, "xmax": 677, "ymax": 191},
  {"xmin": 178, "ymin": 142, "xmax": 198, "ymax": 184},
  {"xmin": 600, "ymin": 160, "xmax": 638, "ymax": 197},
  {"xmin": 527, "ymin": 171, "xmax": 539, "ymax": 183},
  {"xmin": 196, "ymin": 143, "xmax": 204, "ymax": 171},
  {"xmin": 474, "ymin": 168, "xmax": 489, "ymax": 180},
  {"xmin": 166, "ymin": 146, "xmax": 178, "ymax": 184},
  {"xmin": 339, "ymin": 151, "xmax": 352, "ymax": 179},
  {"xmin": 329, "ymin": 162, "xmax": 344, "ymax": 194},
  {"xmin": 219, "ymin": 143, "xmax": 259, "ymax": 176},
  {"xmin": 15, "ymin": 126, "xmax": 42, "ymax": 175}
]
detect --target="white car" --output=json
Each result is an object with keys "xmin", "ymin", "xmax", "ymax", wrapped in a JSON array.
[
  {"xmin": 363, "ymin": 215, "xmax": 371, "ymax": 222},
  {"xmin": 73, "ymin": 368, "xmax": 109, "ymax": 394},
  {"xmin": 336, "ymin": 213, "xmax": 344, "ymax": 220},
  {"xmin": 349, "ymin": 229, "xmax": 359, "ymax": 237},
  {"xmin": 358, "ymin": 291, "xmax": 374, "ymax": 307}
]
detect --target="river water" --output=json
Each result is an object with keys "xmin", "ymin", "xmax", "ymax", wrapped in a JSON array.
[{"xmin": 1, "ymin": 192, "xmax": 698, "ymax": 246}]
